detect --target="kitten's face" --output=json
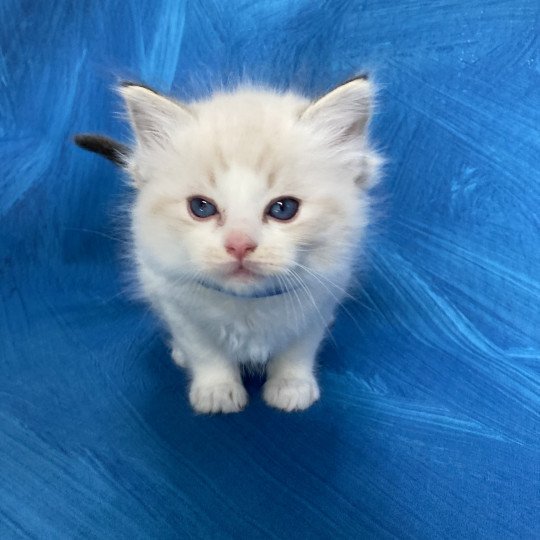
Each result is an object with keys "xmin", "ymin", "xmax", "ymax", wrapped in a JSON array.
[{"xmin": 124, "ymin": 81, "xmax": 377, "ymax": 294}]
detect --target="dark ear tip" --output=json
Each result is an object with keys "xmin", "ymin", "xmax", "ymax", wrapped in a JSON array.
[
  {"xmin": 344, "ymin": 73, "xmax": 369, "ymax": 84},
  {"xmin": 318, "ymin": 73, "xmax": 370, "ymax": 99},
  {"xmin": 119, "ymin": 80, "xmax": 160, "ymax": 94}
]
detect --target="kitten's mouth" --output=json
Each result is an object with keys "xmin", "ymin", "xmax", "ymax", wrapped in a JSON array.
[
  {"xmin": 232, "ymin": 267, "xmax": 255, "ymax": 277},
  {"xmin": 229, "ymin": 265, "xmax": 258, "ymax": 280}
]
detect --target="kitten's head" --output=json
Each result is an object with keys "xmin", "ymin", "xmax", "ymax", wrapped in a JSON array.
[{"xmin": 121, "ymin": 78, "xmax": 380, "ymax": 295}]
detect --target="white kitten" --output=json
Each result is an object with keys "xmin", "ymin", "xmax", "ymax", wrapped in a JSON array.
[{"xmin": 118, "ymin": 77, "xmax": 380, "ymax": 413}]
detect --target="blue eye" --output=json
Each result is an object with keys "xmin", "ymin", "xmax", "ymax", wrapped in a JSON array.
[
  {"xmin": 189, "ymin": 197, "xmax": 218, "ymax": 219},
  {"xmin": 266, "ymin": 197, "xmax": 300, "ymax": 221}
]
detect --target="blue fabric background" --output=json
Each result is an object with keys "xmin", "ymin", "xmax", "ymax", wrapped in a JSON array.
[{"xmin": 1, "ymin": 1, "xmax": 538, "ymax": 538}]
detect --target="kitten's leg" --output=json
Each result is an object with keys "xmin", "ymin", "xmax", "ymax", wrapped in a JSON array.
[
  {"xmin": 263, "ymin": 326, "xmax": 326, "ymax": 412},
  {"xmin": 188, "ymin": 355, "xmax": 248, "ymax": 414},
  {"xmin": 156, "ymin": 297, "xmax": 247, "ymax": 414},
  {"xmin": 174, "ymin": 336, "xmax": 248, "ymax": 414}
]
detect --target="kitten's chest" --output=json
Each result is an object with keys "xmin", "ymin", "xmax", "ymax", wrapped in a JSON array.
[
  {"xmin": 162, "ymin": 282, "xmax": 337, "ymax": 363},
  {"xmin": 212, "ymin": 302, "xmax": 288, "ymax": 363}
]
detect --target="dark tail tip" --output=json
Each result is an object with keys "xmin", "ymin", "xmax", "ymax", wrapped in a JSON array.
[{"xmin": 73, "ymin": 134, "xmax": 129, "ymax": 167}]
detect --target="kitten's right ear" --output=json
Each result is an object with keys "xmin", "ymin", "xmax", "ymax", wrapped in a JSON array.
[
  {"xmin": 300, "ymin": 75, "xmax": 373, "ymax": 142},
  {"xmin": 118, "ymin": 83, "xmax": 193, "ymax": 149}
]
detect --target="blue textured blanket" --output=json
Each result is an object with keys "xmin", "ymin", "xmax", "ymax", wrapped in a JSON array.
[{"xmin": 1, "ymin": 1, "xmax": 538, "ymax": 538}]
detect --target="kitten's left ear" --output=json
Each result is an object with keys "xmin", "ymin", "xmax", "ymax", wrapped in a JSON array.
[
  {"xmin": 301, "ymin": 75, "xmax": 373, "ymax": 142},
  {"xmin": 118, "ymin": 82, "xmax": 194, "ymax": 149}
]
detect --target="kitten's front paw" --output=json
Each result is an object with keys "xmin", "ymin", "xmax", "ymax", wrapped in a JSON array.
[
  {"xmin": 263, "ymin": 376, "xmax": 320, "ymax": 412},
  {"xmin": 189, "ymin": 380, "xmax": 248, "ymax": 414}
]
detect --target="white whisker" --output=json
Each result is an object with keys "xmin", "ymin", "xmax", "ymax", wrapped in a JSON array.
[
  {"xmin": 286, "ymin": 268, "xmax": 338, "ymax": 349},
  {"xmin": 291, "ymin": 263, "xmax": 367, "ymax": 333}
]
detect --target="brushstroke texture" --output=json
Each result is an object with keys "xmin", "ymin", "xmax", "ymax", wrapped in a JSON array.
[{"xmin": 0, "ymin": 1, "xmax": 539, "ymax": 538}]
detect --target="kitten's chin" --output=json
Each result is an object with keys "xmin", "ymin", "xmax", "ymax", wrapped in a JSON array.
[
  {"xmin": 203, "ymin": 266, "xmax": 276, "ymax": 296},
  {"xmin": 220, "ymin": 269, "xmax": 267, "ymax": 293}
]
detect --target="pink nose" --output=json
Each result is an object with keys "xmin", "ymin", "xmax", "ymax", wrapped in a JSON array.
[{"xmin": 225, "ymin": 232, "xmax": 257, "ymax": 261}]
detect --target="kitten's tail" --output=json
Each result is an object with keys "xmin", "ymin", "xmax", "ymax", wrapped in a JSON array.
[{"xmin": 73, "ymin": 133, "xmax": 129, "ymax": 167}]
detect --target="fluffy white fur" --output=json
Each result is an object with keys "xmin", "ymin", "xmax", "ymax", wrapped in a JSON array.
[{"xmin": 120, "ymin": 78, "xmax": 380, "ymax": 413}]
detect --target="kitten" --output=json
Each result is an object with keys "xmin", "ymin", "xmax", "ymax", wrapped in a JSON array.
[{"xmin": 75, "ymin": 76, "xmax": 380, "ymax": 413}]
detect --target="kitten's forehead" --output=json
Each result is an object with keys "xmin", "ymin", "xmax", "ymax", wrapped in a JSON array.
[{"xmin": 192, "ymin": 89, "xmax": 308, "ymax": 173}]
